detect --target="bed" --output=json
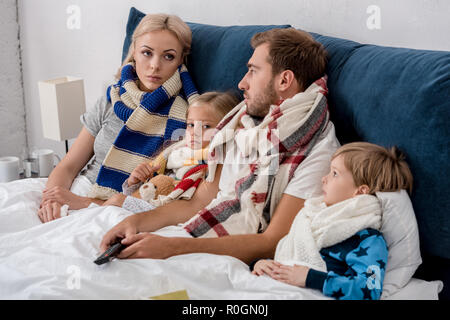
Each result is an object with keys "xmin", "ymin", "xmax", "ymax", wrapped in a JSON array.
[{"xmin": 0, "ymin": 177, "xmax": 442, "ymax": 299}]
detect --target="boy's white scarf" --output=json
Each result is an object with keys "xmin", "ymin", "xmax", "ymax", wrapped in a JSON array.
[
  {"xmin": 275, "ymin": 195, "xmax": 382, "ymax": 272},
  {"xmin": 183, "ymin": 77, "xmax": 329, "ymax": 238}
]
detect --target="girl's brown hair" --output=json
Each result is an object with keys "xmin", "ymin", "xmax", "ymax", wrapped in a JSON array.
[{"xmin": 333, "ymin": 142, "xmax": 414, "ymax": 194}]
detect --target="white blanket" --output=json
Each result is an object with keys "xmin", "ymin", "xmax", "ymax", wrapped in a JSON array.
[{"xmin": 0, "ymin": 178, "xmax": 442, "ymax": 299}]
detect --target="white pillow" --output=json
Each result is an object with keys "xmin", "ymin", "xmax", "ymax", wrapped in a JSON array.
[{"xmin": 376, "ymin": 190, "xmax": 422, "ymax": 299}]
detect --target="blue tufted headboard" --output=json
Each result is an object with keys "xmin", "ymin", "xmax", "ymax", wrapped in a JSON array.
[{"xmin": 123, "ymin": 7, "xmax": 450, "ymax": 299}]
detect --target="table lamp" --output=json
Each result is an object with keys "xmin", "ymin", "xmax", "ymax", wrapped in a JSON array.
[{"xmin": 38, "ymin": 76, "xmax": 86, "ymax": 153}]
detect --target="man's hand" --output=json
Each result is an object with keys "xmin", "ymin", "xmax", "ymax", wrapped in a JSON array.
[
  {"xmin": 272, "ymin": 264, "xmax": 310, "ymax": 287},
  {"xmin": 128, "ymin": 163, "xmax": 160, "ymax": 186},
  {"xmin": 99, "ymin": 215, "xmax": 139, "ymax": 252},
  {"xmin": 99, "ymin": 164, "xmax": 223, "ymax": 258},
  {"xmin": 117, "ymin": 233, "xmax": 177, "ymax": 259}
]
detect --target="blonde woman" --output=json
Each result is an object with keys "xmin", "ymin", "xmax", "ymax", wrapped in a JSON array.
[{"xmin": 38, "ymin": 14, "xmax": 198, "ymax": 223}]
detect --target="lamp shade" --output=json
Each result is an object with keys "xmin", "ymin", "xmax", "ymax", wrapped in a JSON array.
[{"xmin": 38, "ymin": 76, "xmax": 86, "ymax": 141}]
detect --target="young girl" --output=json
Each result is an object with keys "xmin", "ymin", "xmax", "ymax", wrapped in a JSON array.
[
  {"xmin": 103, "ymin": 91, "xmax": 239, "ymax": 212},
  {"xmin": 250, "ymin": 142, "xmax": 414, "ymax": 300}
]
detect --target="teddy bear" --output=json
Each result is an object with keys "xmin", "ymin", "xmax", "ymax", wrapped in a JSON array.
[{"xmin": 131, "ymin": 174, "xmax": 178, "ymax": 202}]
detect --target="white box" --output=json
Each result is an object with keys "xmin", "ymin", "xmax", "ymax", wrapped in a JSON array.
[{"xmin": 38, "ymin": 76, "xmax": 86, "ymax": 141}]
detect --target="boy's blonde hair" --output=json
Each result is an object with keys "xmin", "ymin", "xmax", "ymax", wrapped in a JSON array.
[
  {"xmin": 116, "ymin": 13, "xmax": 192, "ymax": 79},
  {"xmin": 190, "ymin": 91, "xmax": 239, "ymax": 120},
  {"xmin": 333, "ymin": 142, "xmax": 414, "ymax": 194}
]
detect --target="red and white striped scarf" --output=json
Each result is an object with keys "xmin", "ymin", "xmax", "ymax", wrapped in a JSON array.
[
  {"xmin": 183, "ymin": 77, "xmax": 330, "ymax": 238},
  {"xmin": 148, "ymin": 164, "xmax": 208, "ymax": 207}
]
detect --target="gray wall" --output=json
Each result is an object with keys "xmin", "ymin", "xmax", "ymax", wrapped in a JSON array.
[
  {"xmin": 0, "ymin": 0, "xmax": 26, "ymax": 158},
  {"xmin": 10, "ymin": 0, "xmax": 450, "ymax": 159}
]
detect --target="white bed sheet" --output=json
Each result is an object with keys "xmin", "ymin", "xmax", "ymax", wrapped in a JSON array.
[{"xmin": 0, "ymin": 178, "xmax": 442, "ymax": 300}]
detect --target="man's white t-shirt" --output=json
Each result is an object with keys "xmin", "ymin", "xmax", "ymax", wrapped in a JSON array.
[{"xmin": 218, "ymin": 121, "xmax": 341, "ymax": 201}]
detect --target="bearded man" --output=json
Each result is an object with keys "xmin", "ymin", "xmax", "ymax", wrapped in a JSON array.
[{"xmin": 100, "ymin": 28, "xmax": 340, "ymax": 265}]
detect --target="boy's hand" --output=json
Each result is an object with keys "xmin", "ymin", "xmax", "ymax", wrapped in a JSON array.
[
  {"xmin": 128, "ymin": 163, "xmax": 160, "ymax": 186},
  {"xmin": 251, "ymin": 259, "xmax": 282, "ymax": 277},
  {"xmin": 252, "ymin": 260, "xmax": 310, "ymax": 288},
  {"xmin": 272, "ymin": 264, "xmax": 310, "ymax": 287}
]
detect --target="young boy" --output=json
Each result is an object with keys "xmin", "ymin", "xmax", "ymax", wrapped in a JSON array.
[{"xmin": 251, "ymin": 142, "xmax": 414, "ymax": 300}]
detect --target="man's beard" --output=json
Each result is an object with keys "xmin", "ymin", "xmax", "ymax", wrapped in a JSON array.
[{"xmin": 245, "ymin": 79, "xmax": 277, "ymax": 118}]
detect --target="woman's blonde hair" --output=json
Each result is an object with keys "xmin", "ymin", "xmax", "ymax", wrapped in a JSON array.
[
  {"xmin": 332, "ymin": 142, "xmax": 414, "ymax": 194},
  {"xmin": 115, "ymin": 13, "xmax": 192, "ymax": 79},
  {"xmin": 190, "ymin": 91, "xmax": 240, "ymax": 120}
]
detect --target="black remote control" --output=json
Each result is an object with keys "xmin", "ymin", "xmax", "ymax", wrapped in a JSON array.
[{"xmin": 94, "ymin": 241, "xmax": 126, "ymax": 265}]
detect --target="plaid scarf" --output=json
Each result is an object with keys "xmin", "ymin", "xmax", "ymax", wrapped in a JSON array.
[
  {"xmin": 183, "ymin": 77, "xmax": 329, "ymax": 237},
  {"xmin": 89, "ymin": 63, "xmax": 198, "ymax": 199}
]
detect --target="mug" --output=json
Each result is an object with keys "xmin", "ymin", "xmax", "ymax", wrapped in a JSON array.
[
  {"xmin": 0, "ymin": 156, "xmax": 20, "ymax": 182},
  {"xmin": 31, "ymin": 149, "xmax": 61, "ymax": 177}
]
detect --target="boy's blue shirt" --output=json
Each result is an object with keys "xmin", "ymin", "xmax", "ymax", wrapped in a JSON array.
[{"xmin": 306, "ymin": 228, "xmax": 388, "ymax": 300}]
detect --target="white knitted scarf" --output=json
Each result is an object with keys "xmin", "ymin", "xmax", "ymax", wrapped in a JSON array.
[{"xmin": 274, "ymin": 194, "xmax": 382, "ymax": 272}]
